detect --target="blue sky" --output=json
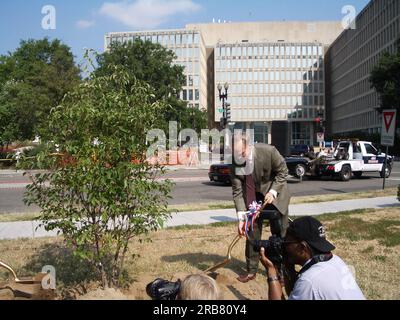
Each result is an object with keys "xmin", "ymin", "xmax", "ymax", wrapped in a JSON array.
[{"xmin": 0, "ymin": 0, "xmax": 370, "ymax": 65}]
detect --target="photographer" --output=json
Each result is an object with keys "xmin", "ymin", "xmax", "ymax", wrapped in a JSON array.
[
  {"xmin": 260, "ymin": 216, "xmax": 365, "ymax": 300},
  {"xmin": 178, "ymin": 274, "xmax": 221, "ymax": 300},
  {"xmin": 147, "ymin": 274, "xmax": 221, "ymax": 300}
]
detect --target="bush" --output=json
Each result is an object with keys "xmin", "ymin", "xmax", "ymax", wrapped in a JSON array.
[{"xmin": 23, "ymin": 64, "xmax": 173, "ymax": 287}]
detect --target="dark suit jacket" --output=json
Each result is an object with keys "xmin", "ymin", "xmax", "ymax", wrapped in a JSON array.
[{"xmin": 230, "ymin": 143, "xmax": 290, "ymax": 216}]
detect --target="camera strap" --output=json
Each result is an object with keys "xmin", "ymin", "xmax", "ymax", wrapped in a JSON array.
[{"xmin": 298, "ymin": 253, "xmax": 333, "ymax": 275}]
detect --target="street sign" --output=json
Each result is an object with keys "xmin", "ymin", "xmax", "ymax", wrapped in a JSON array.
[
  {"xmin": 381, "ymin": 109, "xmax": 397, "ymax": 147},
  {"xmin": 317, "ymin": 132, "xmax": 325, "ymax": 143},
  {"xmin": 218, "ymin": 108, "xmax": 224, "ymax": 113}
]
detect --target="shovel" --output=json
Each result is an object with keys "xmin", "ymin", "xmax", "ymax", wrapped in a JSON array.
[
  {"xmin": 204, "ymin": 235, "xmax": 241, "ymax": 273},
  {"xmin": 203, "ymin": 201, "xmax": 276, "ymax": 274},
  {"xmin": 0, "ymin": 260, "xmax": 52, "ymax": 299}
]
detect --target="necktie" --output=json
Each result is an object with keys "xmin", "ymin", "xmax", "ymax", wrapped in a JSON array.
[{"xmin": 245, "ymin": 173, "xmax": 256, "ymax": 209}]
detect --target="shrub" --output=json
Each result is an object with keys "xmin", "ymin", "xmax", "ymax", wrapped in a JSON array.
[{"xmin": 23, "ymin": 64, "xmax": 173, "ymax": 287}]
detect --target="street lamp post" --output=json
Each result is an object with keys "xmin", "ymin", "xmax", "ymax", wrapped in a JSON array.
[
  {"xmin": 218, "ymin": 82, "xmax": 230, "ymax": 159},
  {"xmin": 218, "ymin": 82, "xmax": 229, "ymax": 129}
]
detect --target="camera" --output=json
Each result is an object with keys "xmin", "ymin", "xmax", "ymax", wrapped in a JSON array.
[
  {"xmin": 252, "ymin": 235, "xmax": 284, "ymax": 265},
  {"xmin": 146, "ymin": 278, "xmax": 181, "ymax": 300},
  {"xmin": 251, "ymin": 208, "xmax": 285, "ymax": 266}
]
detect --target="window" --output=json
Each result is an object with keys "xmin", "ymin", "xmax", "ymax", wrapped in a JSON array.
[
  {"xmin": 183, "ymin": 90, "xmax": 187, "ymax": 100},
  {"xmin": 188, "ymin": 75, "xmax": 194, "ymax": 86},
  {"xmin": 187, "ymin": 33, "xmax": 193, "ymax": 45},
  {"xmin": 195, "ymin": 89, "xmax": 199, "ymax": 101},
  {"xmin": 189, "ymin": 90, "xmax": 194, "ymax": 100},
  {"xmin": 194, "ymin": 33, "xmax": 199, "ymax": 44}
]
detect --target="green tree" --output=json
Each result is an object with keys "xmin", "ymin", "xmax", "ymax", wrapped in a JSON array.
[
  {"xmin": 370, "ymin": 40, "xmax": 400, "ymax": 113},
  {"xmin": 23, "ymin": 63, "xmax": 173, "ymax": 287},
  {"xmin": 0, "ymin": 38, "xmax": 81, "ymax": 144},
  {"xmin": 96, "ymin": 40, "xmax": 206, "ymax": 134}
]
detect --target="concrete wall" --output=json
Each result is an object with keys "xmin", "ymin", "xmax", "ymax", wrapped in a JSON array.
[{"xmin": 187, "ymin": 21, "xmax": 344, "ymax": 46}]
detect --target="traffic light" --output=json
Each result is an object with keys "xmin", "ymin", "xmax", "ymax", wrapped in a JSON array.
[{"xmin": 225, "ymin": 103, "xmax": 231, "ymax": 123}]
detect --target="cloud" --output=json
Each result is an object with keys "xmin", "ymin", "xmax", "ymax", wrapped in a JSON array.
[
  {"xmin": 76, "ymin": 20, "xmax": 96, "ymax": 29},
  {"xmin": 99, "ymin": 0, "xmax": 201, "ymax": 29}
]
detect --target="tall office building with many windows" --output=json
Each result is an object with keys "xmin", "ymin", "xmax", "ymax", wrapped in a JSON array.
[
  {"xmin": 105, "ymin": 29, "xmax": 207, "ymax": 110},
  {"xmin": 105, "ymin": 21, "xmax": 343, "ymax": 153},
  {"xmin": 326, "ymin": 0, "xmax": 400, "ymax": 136},
  {"xmin": 215, "ymin": 42, "xmax": 325, "ymax": 146}
]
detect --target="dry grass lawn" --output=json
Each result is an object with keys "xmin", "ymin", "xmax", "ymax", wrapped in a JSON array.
[{"xmin": 0, "ymin": 207, "xmax": 399, "ymax": 300}]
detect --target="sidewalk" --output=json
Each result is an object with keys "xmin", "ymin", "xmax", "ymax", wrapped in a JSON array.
[{"xmin": 0, "ymin": 196, "xmax": 398, "ymax": 240}]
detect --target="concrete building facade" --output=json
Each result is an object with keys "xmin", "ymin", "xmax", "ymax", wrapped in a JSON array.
[
  {"xmin": 105, "ymin": 21, "xmax": 344, "ymax": 152},
  {"xmin": 326, "ymin": 0, "xmax": 400, "ymax": 136}
]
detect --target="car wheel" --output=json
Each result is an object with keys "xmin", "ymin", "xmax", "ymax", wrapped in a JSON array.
[
  {"xmin": 340, "ymin": 165, "xmax": 352, "ymax": 182},
  {"xmin": 354, "ymin": 172, "xmax": 363, "ymax": 178},
  {"xmin": 294, "ymin": 164, "xmax": 306, "ymax": 179},
  {"xmin": 380, "ymin": 164, "xmax": 392, "ymax": 178}
]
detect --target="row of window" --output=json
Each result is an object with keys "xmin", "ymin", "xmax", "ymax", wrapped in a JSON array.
[
  {"xmin": 216, "ymin": 57, "xmax": 322, "ymax": 70},
  {"xmin": 216, "ymin": 45, "xmax": 323, "ymax": 58},
  {"xmin": 172, "ymin": 47, "xmax": 200, "ymax": 59},
  {"xmin": 230, "ymin": 107, "xmax": 323, "ymax": 121},
  {"xmin": 227, "ymin": 82, "xmax": 324, "ymax": 95},
  {"xmin": 108, "ymin": 32, "xmax": 200, "ymax": 47},
  {"xmin": 333, "ymin": 111, "xmax": 380, "ymax": 133},
  {"xmin": 181, "ymin": 89, "xmax": 200, "ymax": 101},
  {"xmin": 216, "ymin": 70, "xmax": 324, "ymax": 82},
  {"xmin": 227, "ymin": 95, "xmax": 324, "ymax": 107}
]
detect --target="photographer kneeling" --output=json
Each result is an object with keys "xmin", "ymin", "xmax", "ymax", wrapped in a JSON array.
[{"xmin": 260, "ymin": 216, "xmax": 365, "ymax": 300}]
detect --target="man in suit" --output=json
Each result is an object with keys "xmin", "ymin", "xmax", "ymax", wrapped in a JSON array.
[{"xmin": 230, "ymin": 134, "xmax": 290, "ymax": 283}]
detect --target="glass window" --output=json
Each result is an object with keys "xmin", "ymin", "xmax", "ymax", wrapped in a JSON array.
[
  {"xmin": 248, "ymin": 59, "xmax": 253, "ymax": 68},
  {"xmin": 226, "ymin": 47, "xmax": 231, "ymax": 56},
  {"xmin": 248, "ymin": 72, "xmax": 252, "ymax": 81},
  {"xmin": 221, "ymin": 47, "xmax": 226, "ymax": 56},
  {"xmin": 187, "ymin": 33, "xmax": 193, "ymax": 44},
  {"xmin": 194, "ymin": 33, "xmax": 199, "ymax": 44},
  {"xmin": 188, "ymin": 75, "xmax": 194, "ymax": 86},
  {"xmin": 194, "ymin": 75, "xmax": 199, "ymax": 86},
  {"xmin": 183, "ymin": 90, "xmax": 187, "ymax": 100},
  {"xmin": 243, "ymin": 47, "xmax": 247, "ymax": 56},
  {"xmin": 182, "ymin": 34, "xmax": 187, "ymax": 45},
  {"xmin": 195, "ymin": 89, "xmax": 199, "ymax": 101},
  {"xmin": 189, "ymin": 90, "xmax": 194, "ymax": 100},
  {"xmin": 243, "ymin": 59, "xmax": 247, "ymax": 68},
  {"xmin": 254, "ymin": 47, "xmax": 258, "ymax": 56},
  {"xmin": 248, "ymin": 47, "xmax": 253, "ymax": 56}
]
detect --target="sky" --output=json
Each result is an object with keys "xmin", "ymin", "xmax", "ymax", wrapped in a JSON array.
[{"xmin": 0, "ymin": 0, "xmax": 371, "ymax": 65}]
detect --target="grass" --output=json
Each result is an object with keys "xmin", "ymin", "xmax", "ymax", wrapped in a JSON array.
[{"xmin": 0, "ymin": 207, "xmax": 399, "ymax": 300}]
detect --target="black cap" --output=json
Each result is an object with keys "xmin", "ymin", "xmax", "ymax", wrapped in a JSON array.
[{"xmin": 287, "ymin": 216, "xmax": 335, "ymax": 253}]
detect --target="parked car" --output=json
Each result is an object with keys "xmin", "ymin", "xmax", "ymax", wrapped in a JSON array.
[
  {"xmin": 208, "ymin": 164, "xmax": 231, "ymax": 184},
  {"xmin": 285, "ymin": 157, "xmax": 311, "ymax": 179},
  {"xmin": 209, "ymin": 156, "xmax": 311, "ymax": 184},
  {"xmin": 290, "ymin": 144, "xmax": 314, "ymax": 157}
]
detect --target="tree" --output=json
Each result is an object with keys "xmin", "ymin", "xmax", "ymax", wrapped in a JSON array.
[
  {"xmin": 23, "ymin": 62, "xmax": 173, "ymax": 287},
  {"xmin": 370, "ymin": 40, "xmax": 400, "ymax": 113},
  {"xmin": 0, "ymin": 38, "xmax": 81, "ymax": 144},
  {"xmin": 96, "ymin": 40, "xmax": 206, "ymax": 134}
]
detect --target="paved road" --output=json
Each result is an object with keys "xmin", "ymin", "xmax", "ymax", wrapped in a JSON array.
[{"xmin": 0, "ymin": 162, "xmax": 399, "ymax": 213}]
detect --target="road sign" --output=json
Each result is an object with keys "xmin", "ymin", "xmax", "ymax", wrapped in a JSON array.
[
  {"xmin": 218, "ymin": 108, "xmax": 224, "ymax": 114},
  {"xmin": 317, "ymin": 132, "xmax": 325, "ymax": 143},
  {"xmin": 381, "ymin": 109, "xmax": 397, "ymax": 147}
]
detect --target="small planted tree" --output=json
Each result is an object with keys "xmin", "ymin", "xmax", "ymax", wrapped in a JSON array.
[{"xmin": 23, "ymin": 62, "xmax": 173, "ymax": 287}]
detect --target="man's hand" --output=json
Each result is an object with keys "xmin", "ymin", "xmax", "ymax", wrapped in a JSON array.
[
  {"xmin": 259, "ymin": 247, "xmax": 275, "ymax": 271},
  {"xmin": 264, "ymin": 192, "xmax": 275, "ymax": 206},
  {"xmin": 238, "ymin": 220, "xmax": 246, "ymax": 237}
]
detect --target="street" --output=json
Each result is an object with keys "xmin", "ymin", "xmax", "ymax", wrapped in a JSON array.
[{"xmin": 0, "ymin": 162, "xmax": 399, "ymax": 214}]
